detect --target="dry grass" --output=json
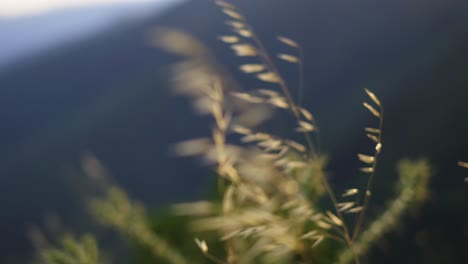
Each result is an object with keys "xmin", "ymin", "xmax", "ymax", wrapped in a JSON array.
[
  {"xmin": 40, "ymin": 1, "xmax": 433, "ymax": 263},
  {"xmin": 152, "ymin": 1, "xmax": 431, "ymax": 263},
  {"xmin": 458, "ymin": 161, "xmax": 468, "ymax": 182}
]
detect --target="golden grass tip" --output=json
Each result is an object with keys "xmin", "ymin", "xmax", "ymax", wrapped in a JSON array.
[
  {"xmin": 231, "ymin": 44, "xmax": 257, "ymax": 56},
  {"xmin": 218, "ymin": 35, "xmax": 240, "ymax": 43},
  {"xmin": 277, "ymin": 53, "xmax": 300, "ymax": 63},
  {"xmin": 364, "ymin": 88, "xmax": 382, "ymax": 107},
  {"xmin": 257, "ymin": 72, "xmax": 281, "ymax": 83},
  {"xmin": 363, "ymin": 102, "xmax": 381, "ymax": 118},
  {"xmin": 277, "ymin": 36, "xmax": 299, "ymax": 48},
  {"xmin": 194, "ymin": 238, "xmax": 209, "ymax": 254},
  {"xmin": 222, "ymin": 9, "xmax": 244, "ymax": 20}
]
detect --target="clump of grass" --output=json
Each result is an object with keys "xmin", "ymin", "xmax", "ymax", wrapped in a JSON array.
[
  {"xmin": 41, "ymin": 234, "xmax": 101, "ymax": 264},
  {"xmin": 152, "ymin": 1, "xmax": 432, "ymax": 263},
  {"xmin": 337, "ymin": 159, "xmax": 431, "ymax": 264},
  {"xmin": 38, "ymin": 1, "xmax": 433, "ymax": 263},
  {"xmin": 91, "ymin": 187, "xmax": 189, "ymax": 264}
]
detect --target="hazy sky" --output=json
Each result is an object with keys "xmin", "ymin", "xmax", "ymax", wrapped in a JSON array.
[{"xmin": 0, "ymin": 0, "xmax": 166, "ymax": 17}]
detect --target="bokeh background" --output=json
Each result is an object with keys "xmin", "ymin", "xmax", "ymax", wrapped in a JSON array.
[{"xmin": 0, "ymin": 0, "xmax": 468, "ymax": 263}]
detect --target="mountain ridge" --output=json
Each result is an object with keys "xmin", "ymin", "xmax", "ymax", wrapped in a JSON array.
[{"xmin": 0, "ymin": 0, "xmax": 186, "ymax": 70}]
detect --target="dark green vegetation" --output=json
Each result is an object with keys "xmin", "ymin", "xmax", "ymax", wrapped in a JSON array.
[{"xmin": 0, "ymin": 0, "xmax": 468, "ymax": 263}]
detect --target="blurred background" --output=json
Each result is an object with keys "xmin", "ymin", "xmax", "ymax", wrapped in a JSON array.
[{"xmin": 0, "ymin": 0, "xmax": 468, "ymax": 263}]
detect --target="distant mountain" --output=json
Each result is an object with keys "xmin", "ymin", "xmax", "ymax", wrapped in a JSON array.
[
  {"xmin": 0, "ymin": 0, "xmax": 468, "ymax": 263},
  {"xmin": 0, "ymin": 0, "xmax": 186, "ymax": 70}
]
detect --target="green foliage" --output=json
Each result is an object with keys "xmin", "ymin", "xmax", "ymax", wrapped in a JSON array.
[
  {"xmin": 41, "ymin": 234, "xmax": 100, "ymax": 264},
  {"xmin": 337, "ymin": 160, "xmax": 431, "ymax": 263},
  {"xmin": 91, "ymin": 187, "xmax": 189, "ymax": 264}
]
